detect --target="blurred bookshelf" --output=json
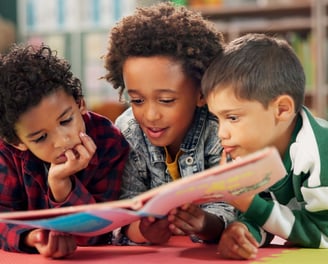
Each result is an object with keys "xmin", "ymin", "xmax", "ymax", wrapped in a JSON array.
[
  {"xmin": 11, "ymin": 0, "xmax": 328, "ymax": 118},
  {"xmin": 16, "ymin": 0, "xmax": 161, "ymax": 111},
  {"xmin": 188, "ymin": 0, "xmax": 328, "ymax": 119}
]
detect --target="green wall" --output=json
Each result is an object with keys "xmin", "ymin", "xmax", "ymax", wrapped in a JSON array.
[{"xmin": 0, "ymin": 0, "xmax": 17, "ymax": 25}]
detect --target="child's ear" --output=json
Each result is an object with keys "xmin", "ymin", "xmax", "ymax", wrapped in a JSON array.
[
  {"xmin": 273, "ymin": 95, "xmax": 295, "ymax": 121},
  {"xmin": 11, "ymin": 142, "xmax": 28, "ymax": 151},
  {"xmin": 79, "ymin": 99, "xmax": 88, "ymax": 115},
  {"xmin": 196, "ymin": 92, "xmax": 206, "ymax": 107}
]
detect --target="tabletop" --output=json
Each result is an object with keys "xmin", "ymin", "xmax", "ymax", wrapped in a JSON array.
[{"xmin": 0, "ymin": 236, "xmax": 327, "ymax": 264}]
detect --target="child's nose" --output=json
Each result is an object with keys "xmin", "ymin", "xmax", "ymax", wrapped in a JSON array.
[
  {"xmin": 218, "ymin": 124, "xmax": 229, "ymax": 140},
  {"xmin": 54, "ymin": 131, "xmax": 71, "ymax": 148},
  {"xmin": 144, "ymin": 104, "xmax": 160, "ymax": 121}
]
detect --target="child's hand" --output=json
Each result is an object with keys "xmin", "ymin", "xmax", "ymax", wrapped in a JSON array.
[
  {"xmin": 48, "ymin": 132, "xmax": 96, "ymax": 202},
  {"xmin": 219, "ymin": 149, "xmax": 234, "ymax": 165},
  {"xmin": 139, "ymin": 217, "xmax": 172, "ymax": 244},
  {"xmin": 168, "ymin": 204, "xmax": 206, "ymax": 236},
  {"xmin": 168, "ymin": 203, "xmax": 225, "ymax": 241},
  {"xmin": 217, "ymin": 221, "xmax": 259, "ymax": 260},
  {"xmin": 169, "ymin": 204, "xmax": 226, "ymax": 241},
  {"xmin": 26, "ymin": 229, "xmax": 77, "ymax": 259},
  {"xmin": 49, "ymin": 132, "xmax": 96, "ymax": 178}
]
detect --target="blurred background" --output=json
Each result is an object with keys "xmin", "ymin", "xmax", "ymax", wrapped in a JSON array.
[{"xmin": 0, "ymin": 0, "xmax": 327, "ymax": 121}]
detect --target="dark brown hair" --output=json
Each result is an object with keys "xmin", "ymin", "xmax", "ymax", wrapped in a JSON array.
[
  {"xmin": 103, "ymin": 2, "xmax": 224, "ymax": 100},
  {"xmin": 0, "ymin": 43, "xmax": 83, "ymax": 144},
  {"xmin": 202, "ymin": 33, "xmax": 305, "ymax": 112}
]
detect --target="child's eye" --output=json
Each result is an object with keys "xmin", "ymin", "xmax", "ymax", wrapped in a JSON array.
[
  {"xmin": 130, "ymin": 98, "xmax": 144, "ymax": 105},
  {"xmin": 60, "ymin": 117, "xmax": 73, "ymax": 125},
  {"xmin": 33, "ymin": 134, "xmax": 47, "ymax": 143},
  {"xmin": 159, "ymin": 98, "xmax": 175, "ymax": 104},
  {"xmin": 227, "ymin": 115, "xmax": 238, "ymax": 122}
]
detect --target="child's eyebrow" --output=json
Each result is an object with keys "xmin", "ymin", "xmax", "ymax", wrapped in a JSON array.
[
  {"xmin": 26, "ymin": 107, "xmax": 73, "ymax": 138},
  {"xmin": 128, "ymin": 88, "xmax": 176, "ymax": 94},
  {"xmin": 56, "ymin": 106, "xmax": 73, "ymax": 121},
  {"xmin": 215, "ymin": 109, "xmax": 233, "ymax": 116},
  {"xmin": 26, "ymin": 130, "xmax": 43, "ymax": 138},
  {"xmin": 218, "ymin": 107, "xmax": 244, "ymax": 115}
]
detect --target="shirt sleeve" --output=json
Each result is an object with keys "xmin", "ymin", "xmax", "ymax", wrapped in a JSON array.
[
  {"xmin": 240, "ymin": 192, "xmax": 328, "ymax": 248},
  {"xmin": 237, "ymin": 195, "xmax": 274, "ymax": 246},
  {"xmin": 0, "ymin": 149, "xmax": 37, "ymax": 252}
]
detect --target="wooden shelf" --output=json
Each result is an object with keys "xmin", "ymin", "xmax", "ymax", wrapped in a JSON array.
[
  {"xmin": 214, "ymin": 17, "xmax": 311, "ymax": 36},
  {"xmin": 190, "ymin": 1, "xmax": 328, "ymax": 118},
  {"xmin": 191, "ymin": 2, "xmax": 311, "ymax": 20},
  {"xmin": 191, "ymin": 2, "xmax": 313, "ymax": 38}
]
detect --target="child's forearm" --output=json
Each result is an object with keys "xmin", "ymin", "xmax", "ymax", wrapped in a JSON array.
[
  {"xmin": 229, "ymin": 195, "xmax": 255, "ymax": 213},
  {"xmin": 126, "ymin": 221, "xmax": 147, "ymax": 243},
  {"xmin": 48, "ymin": 177, "xmax": 72, "ymax": 202},
  {"xmin": 194, "ymin": 212, "xmax": 225, "ymax": 242}
]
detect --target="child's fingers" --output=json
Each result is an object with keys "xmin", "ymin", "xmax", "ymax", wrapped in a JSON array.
[
  {"xmin": 218, "ymin": 234, "xmax": 258, "ymax": 260},
  {"xmin": 66, "ymin": 133, "xmax": 96, "ymax": 165},
  {"xmin": 169, "ymin": 223, "xmax": 186, "ymax": 235},
  {"xmin": 218, "ymin": 222, "xmax": 259, "ymax": 259},
  {"xmin": 245, "ymin": 231, "xmax": 260, "ymax": 247},
  {"xmin": 47, "ymin": 231, "xmax": 76, "ymax": 259},
  {"xmin": 72, "ymin": 145, "xmax": 91, "ymax": 162},
  {"xmin": 219, "ymin": 150, "xmax": 227, "ymax": 165},
  {"xmin": 232, "ymin": 227, "xmax": 258, "ymax": 259},
  {"xmin": 79, "ymin": 132, "xmax": 97, "ymax": 154},
  {"xmin": 235, "ymin": 241, "xmax": 258, "ymax": 259},
  {"xmin": 181, "ymin": 203, "xmax": 190, "ymax": 210},
  {"xmin": 54, "ymin": 233, "xmax": 77, "ymax": 258},
  {"xmin": 147, "ymin": 216, "xmax": 156, "ymax": 222}
]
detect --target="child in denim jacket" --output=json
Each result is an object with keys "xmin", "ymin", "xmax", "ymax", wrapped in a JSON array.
[{"xmin": 103, "ymin": 2, "xmax": 235, "ymax": 245}]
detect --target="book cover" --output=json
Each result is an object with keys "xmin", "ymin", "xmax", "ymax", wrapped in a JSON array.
[{"xmin": 0, "ymin": 147, "xmax": 286, "ymax": 236}]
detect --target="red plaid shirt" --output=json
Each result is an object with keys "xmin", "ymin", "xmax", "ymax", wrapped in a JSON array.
[{"xmin": 0, "ymin": 111, "xmax": 129, "ymax": 253}]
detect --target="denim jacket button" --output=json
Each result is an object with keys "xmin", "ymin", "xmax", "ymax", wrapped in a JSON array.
[{"xmin": 185, "ymin": 157, "xmax": 194, "ymax": 165}]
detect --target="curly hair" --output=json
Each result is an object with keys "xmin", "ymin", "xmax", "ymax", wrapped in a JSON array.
[
  {"xmin": 0, "ymin": 43, "xmax": 83, "ymax": 145},
  {"xmin": 103, "ymin": 2, "xmax": 224, "ymax": 99}
]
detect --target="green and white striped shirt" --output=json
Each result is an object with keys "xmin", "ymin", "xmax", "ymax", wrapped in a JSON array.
[{"xmin": 240, "ymin": 106, "xmax": 328, "ymax": 248}]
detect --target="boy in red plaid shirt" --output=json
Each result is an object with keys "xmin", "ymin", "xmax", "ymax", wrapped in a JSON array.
[{"xmin": 0, "ymin": 43, "xmax": 129, "ymax": 258}]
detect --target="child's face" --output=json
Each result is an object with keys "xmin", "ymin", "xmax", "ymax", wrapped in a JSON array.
[
  {"xmin": 14, "ymin": 89, "xmax": 87, "ymax": 164},
  {"xmin": 207, "ymin": 86, "xmax": 280, "ymax": 159},
  {"xmin": 123, "ymin": 56, "xmax": 204, "ymax": 155}
]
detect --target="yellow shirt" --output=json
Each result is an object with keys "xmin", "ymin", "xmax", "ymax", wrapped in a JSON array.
[{"xmin": 164, "ymin": 147, "xmax": 183, "ymax": 181}]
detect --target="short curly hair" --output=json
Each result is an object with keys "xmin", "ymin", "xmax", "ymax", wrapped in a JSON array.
[
  {"xmin": 0, "ymin": 43, "xmax": 83, "ymax": 145},
  {"xmin": 103, "ymin": 2, "xmax": 224, "ymax": 99}
]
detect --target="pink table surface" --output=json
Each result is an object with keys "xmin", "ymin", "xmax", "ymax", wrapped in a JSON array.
[{"xmin": 0, "ymin": 236, "xmax": 299, "ymax": 264}]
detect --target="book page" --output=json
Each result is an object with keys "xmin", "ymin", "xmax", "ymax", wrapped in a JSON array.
[
  {"xmin": 139, "ymin": 146, "xmax": 285, "ymax": 217},
  {"xmin": 0, "ymin": 147, "xmax": 285, "ymax": 236}
]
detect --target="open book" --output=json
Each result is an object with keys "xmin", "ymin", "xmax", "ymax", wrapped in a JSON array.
[{"xmin": 0, "ymin": 147, "xmax": 286, "ymax": 236}]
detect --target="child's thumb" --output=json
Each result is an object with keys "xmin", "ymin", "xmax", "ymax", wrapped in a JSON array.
[
  {"xmin": 29, "ymin": 229, "xmax": 47, "ymax": 246},
  {"xmin": 30, "ymin": 230, "xmax": 42, "ymax": 243}
]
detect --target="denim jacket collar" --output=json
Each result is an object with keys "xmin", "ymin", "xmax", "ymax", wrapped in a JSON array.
[{"xmin": 118, "ymin": 106, "xmax": 209, "ymax": 155}]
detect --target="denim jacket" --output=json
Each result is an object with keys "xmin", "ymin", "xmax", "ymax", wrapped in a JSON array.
[{"xmin": 114, "ymin": 106, "xmax": 236, "ymax": 244}]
